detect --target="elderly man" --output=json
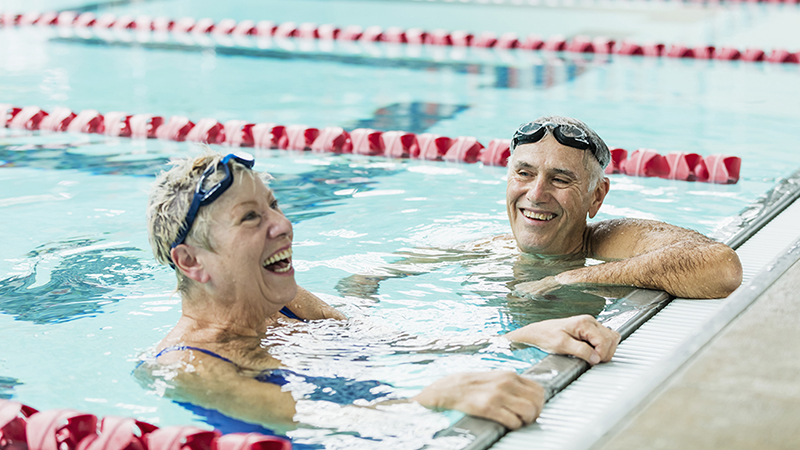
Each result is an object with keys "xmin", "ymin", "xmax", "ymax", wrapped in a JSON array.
[
  {"xmin": 338, "ymin": 116, "xmax": 742, "ymax": 302},
  {"xmin": 503, "ymin": 116, "xmax": 742, "ymax": 299}
]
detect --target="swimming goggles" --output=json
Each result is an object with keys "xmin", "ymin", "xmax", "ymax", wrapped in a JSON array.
[
  {"xmin": 171, "ymin": 152, "xmax": 255, "ymax": 251},
  {"xmin": 510, "ymin": 122, "xmax": 609, "ymax": 168}
]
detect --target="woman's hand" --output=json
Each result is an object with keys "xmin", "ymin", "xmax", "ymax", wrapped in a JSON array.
[
  {"xmin": 503, "ymin": 315, "xmax": 620, "ymax": 365},
  {"xmin": 412, "ymin": 371, "xmax": 544, "ymax": 430}
]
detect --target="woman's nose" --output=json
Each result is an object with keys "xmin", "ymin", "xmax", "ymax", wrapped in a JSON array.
[{"xmin": 266, "ymin": 209, "xmax": 292, "ymax": 239}]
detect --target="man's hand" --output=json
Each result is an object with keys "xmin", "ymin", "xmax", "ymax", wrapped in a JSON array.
[
  {"xmin": 511, "ymin": 276, "xmax": 562, "ymax": 299},
  {"xmin": 334, "ymin": 274, "xmax": 385, "ymax": 299},
  {"xmin": 413, "ymin": 371, "xmax": 544, "ymax": 430},
  {"xmin": 502, "ymin": 315, "xmax": 620, "ymax": 365}
]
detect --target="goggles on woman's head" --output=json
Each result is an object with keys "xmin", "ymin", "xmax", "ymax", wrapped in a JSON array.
[
  {"xmin": 171, "ymin": 152, "xmax": 256, "ymax": 253},
  {"xmin": 510, "ymin": 122, "xmax": 609, "ymax": 168}
]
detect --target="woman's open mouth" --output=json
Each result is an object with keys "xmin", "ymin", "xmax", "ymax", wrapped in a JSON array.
[{"xmin": 263, "ymin": 248, "xmax": 293, "ymax": 273}]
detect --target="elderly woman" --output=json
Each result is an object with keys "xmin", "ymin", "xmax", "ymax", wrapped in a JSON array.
[{"xmin": 141, "ymin": 151, "xmax": 619, "ymax": 432}]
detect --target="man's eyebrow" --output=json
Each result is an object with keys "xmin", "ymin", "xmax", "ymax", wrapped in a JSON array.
[
  {"xmin": 513, "ymin": 161, "xmax": 535, "ymax": 170},
  {"xmin": 551, "ymin": 168, "xmax": 578, "ymax": 179}
]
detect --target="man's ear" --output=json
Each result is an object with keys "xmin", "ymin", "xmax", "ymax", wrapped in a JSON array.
[
  {"xmin": 588, "ymin": 177, "xmax": 610, "ymax": 219},
  {"xmin": 171, "ymin": 245, "xmax": 210, "ymax": 283}
]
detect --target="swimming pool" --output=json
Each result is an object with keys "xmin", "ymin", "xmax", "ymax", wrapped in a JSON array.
[{"xmin": 2, "ymin": 1, "xmax": 800, "ymax": 448}]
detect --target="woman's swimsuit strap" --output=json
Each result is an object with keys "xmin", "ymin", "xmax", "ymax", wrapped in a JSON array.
[
  {"xmin": 153, "ymin": 307, "xmax": 303, "ymax": 363},
  {"xmin": 279, "ymin": 306, "xmax": 304, "ymax": 321},
  {"xmin": 154, "ymin": 345, "xmax": 237, "ymax": 365}
]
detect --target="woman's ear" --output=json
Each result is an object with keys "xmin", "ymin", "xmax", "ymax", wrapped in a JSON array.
[{"xmin": 171, "ymin": 245, "xmax": 210, "ymax": 283}]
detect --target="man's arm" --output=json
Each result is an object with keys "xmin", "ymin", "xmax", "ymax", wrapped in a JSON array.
[
  {"xmin": 285, "ymin": 286, "xmax": 348, "ymax": 320},
  {"xmin": 520, "ymin": 218, "xmax": 742, "ymax": 299}
]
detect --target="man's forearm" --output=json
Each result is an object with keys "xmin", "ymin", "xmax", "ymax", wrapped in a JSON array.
[{"xmin": 557, "ymin": 241, "xmax": 742, "ymax": 299}]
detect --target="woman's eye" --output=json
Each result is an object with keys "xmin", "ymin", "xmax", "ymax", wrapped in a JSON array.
[
  {"xmin": 270, "ymin": 200, "xmax": 280, "ymax": 210},
  {"xmin": 243, "ymin": 211, "xmax": 259, "ymax": 221}
]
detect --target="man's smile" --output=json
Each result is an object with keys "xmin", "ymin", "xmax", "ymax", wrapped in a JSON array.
[{"xmin": 521, "ymin": 208, "xmax": 557, "ymax": 222}]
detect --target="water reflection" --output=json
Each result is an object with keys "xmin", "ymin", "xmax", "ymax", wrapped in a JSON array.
[{"xmin": 0, "ymin": 238, "xmax": 153, "ymax": 324}]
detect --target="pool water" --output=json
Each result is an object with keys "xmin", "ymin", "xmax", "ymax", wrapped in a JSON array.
[{"xmin": 2, "ymin": 0, "xmax": 800, "ymax": 448}]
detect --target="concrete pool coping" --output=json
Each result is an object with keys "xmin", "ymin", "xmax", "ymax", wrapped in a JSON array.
[{"xmin": 595, "ymin": 237, "xmax": 800, "ymax": 450}]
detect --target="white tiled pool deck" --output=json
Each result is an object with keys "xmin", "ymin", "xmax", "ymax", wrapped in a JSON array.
[{"xmin": 597, "ymin": 254, "xmax": 800, "ymax": 450}]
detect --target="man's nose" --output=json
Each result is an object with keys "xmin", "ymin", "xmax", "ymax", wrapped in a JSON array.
[{"xmin": 526, "ymin": 177, "xmax": 550, "ymax": 203}]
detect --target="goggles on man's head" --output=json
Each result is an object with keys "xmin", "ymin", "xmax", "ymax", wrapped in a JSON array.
[
  {"xmin": 170, "ymin": 152, "xmax": 256, "ymax": 253},
  {"xmin": 510, "ymin": 122, "xmax": 609, "ymax": 168}
]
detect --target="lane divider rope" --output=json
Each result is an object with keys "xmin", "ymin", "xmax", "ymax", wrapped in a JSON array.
[
  {"xmin": 1, "ymin": 103, "xmax": 741, "ymax": 183},
  {"xmin": 0, "ymin": 399, "xmax": 291, "ymax": 450},
  {"xmin": 0, "ymin": 10, "xmax": 798, "ymax": 65}
]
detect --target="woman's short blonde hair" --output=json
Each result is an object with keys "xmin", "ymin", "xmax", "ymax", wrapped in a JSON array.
[{"xmin": 146, "ymin": 151, "xmax": 267, "ymax": 292}]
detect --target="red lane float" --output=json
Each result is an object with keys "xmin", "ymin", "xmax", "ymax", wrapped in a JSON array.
[
  {"xmin": 103, "ymin": 112, "xmax": 132, "ymax": 137},
  {"xmin": 284, "ymin": 125, "xmax": 319, "ymax": 150},
  {"xmin": 444, "ymin": 136, "xmax": 483, "ymax": 163},
  {"xmin": 39, "ymin": 107, "xmax": 76, "ymax": 132},
  {"xmin": 186, "ymin": 118, "xmax": 225, "ymax": 144},
  {"xmin": 0, "ymin": 400, "xmax": 291, "ymax": 450},
  {"xmin": 416, "ymin": 134, "xmax": 452, "ymax": 161},
  {"xmin": 0, "ymin": 400, "xmax": 38, "ymax": 449},
  {"xmin": 8, "ymin": 106, "xmax": 48, "ymax": 130},
  {"xmin": 607, "ymin": 147, "xmax": 741, "ymax": 184},
  {"xmin": 155, "ymin": 116, "xmax": 193, "ymax": 141},
  {"xmin": 381, "ymin": 131, "xmax": 419, "ymax": 158},
  {"xmin": 216, "ymin": 432, "xmax": 291, "ymax": 450},
  {"xmin": 3, "ymin": 10, "xmax": 797, "ymax": 65},
  {"xmin": 0, "ymin": 103, "xmax": 742, "ymax": 182},
  {"xmin": 0, "ymin": 104, "xmax": 22, "ymax": 127},
  {"xmin": 311, "ymin": 127, "xmax": 351, "ymax": 153},
  {"xmin": 621, "ymin": 149, "xmax": 670, "ymax": 178},
  {"xmin": 252, "ymin": 123, "xmax": 287, "ymax": 149},
  {"xmin": 350, "ymin": 128, "xmax": 384, "ymax": 155},
  {"xmin": 699, "ymin": 154, "xmax": 741, "ymax": 184},
  {"xmin": 605, "ymin": 148, "xmax": 628, "ymax": 175},
  {"xmin": 67, "ymin": 110, "xmax": 104, "ymax": 134},
  {"xmin": 77, "ymin": 417, "xmax": 157, "ymax": 450},
  {"xmin": 130, "ymin": 114, "xmax": 164, "ymax": 139},
  {"xmin": 26, "ymin": 409, "xmax": 97, "ymax": 450},
  {"xmin": 666, "ymin": 152, "xmax": 707, "ymax": 182},
  {"xmin": 480, "ymin": 139, "xmax": 510, "ymax": 166}
]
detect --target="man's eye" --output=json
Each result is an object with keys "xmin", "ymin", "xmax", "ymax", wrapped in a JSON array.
[
  {"xmin": 243, "ymin": 211, "xmax": 259, "ymax": 221},
  {"xmin": 270, "ymin": 200, "xmax": 280, "ymax": 210}
]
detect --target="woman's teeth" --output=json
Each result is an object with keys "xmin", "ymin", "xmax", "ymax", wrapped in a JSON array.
[{"xmin": 263, "ymin": 249, "xmax": 292, "ymax": 273}]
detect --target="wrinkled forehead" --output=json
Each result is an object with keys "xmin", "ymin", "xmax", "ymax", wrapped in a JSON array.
[
  {"xmin": 209, "ymin": 169, "xmax": 275, "ymax": 213},
  {"xmin": 509, "ymin": 136, "xmax": 595, "ymax": 174}
]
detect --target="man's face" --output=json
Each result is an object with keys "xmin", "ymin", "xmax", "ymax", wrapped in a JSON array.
[{"xmin": 506, "ymin": 135, "xmax": 608, "ymax": 256}]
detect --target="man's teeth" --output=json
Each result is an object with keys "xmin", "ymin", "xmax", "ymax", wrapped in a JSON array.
[
  {"xmin": 522, "ymin": 210, "xmax": 555, "ymax": 221},
  {"xmin": 263, "ymin": 249, "xmax": 292, "ymax": 268}
]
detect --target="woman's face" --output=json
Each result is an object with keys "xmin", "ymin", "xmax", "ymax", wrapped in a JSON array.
[{"xmin": 200, "ymin": 172, "xmax": 297, "ymax": 310}]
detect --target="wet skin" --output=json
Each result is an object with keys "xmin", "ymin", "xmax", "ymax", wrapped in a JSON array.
[{"xmin": 506, "ymin": 135, "xmax": 608, "ymax": 256}]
